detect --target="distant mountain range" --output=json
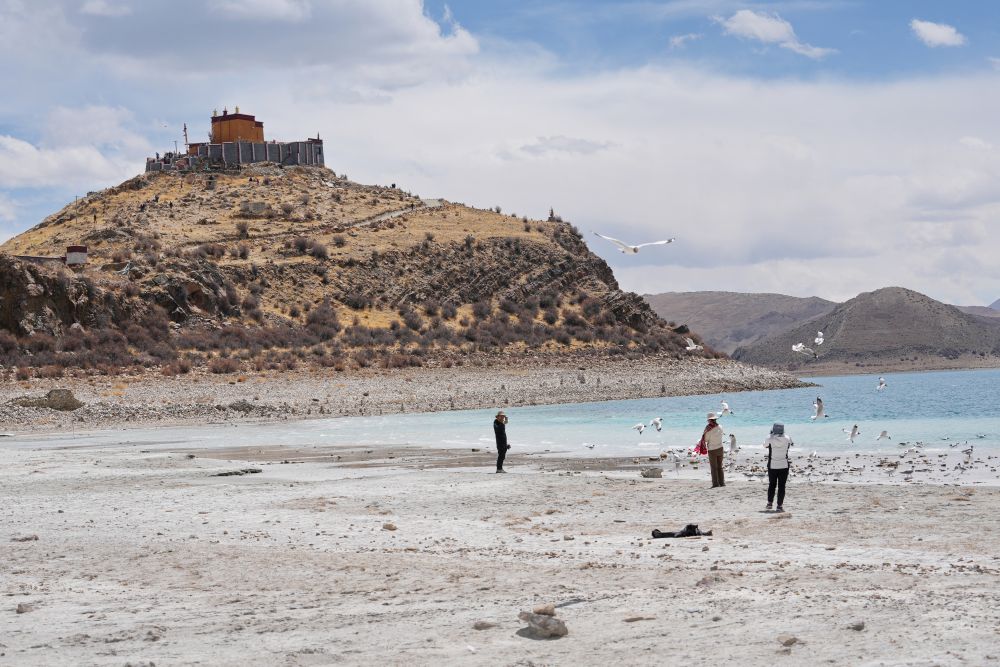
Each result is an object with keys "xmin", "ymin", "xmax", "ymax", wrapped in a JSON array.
[
  {"xmin": 645, "ymin": 288, "xmax": 1000, "ymax": 372},
  {"xmin": 642, "ymin": 291, "xmax": 835, "ymax": 354}
]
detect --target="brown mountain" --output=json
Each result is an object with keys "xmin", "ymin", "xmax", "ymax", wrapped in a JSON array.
[
  {"xmin": 643, "ymin": 291, "xmax": 836, "ymax": 354},
  {"xmin": 732, "ymin": 286, "xmax": 1000, "ymax": 371},
  {"xmin": 0, "ymin": 165, "xmax": 716, "ymax": 376}
]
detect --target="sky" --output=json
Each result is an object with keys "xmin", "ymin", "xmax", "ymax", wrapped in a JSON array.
[{"xmin": 1, "ymin": 0, "xmax": 999, "ymax": 305}]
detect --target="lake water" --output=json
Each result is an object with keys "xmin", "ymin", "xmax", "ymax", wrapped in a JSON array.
[{"xmin": 8, "ymin": 368, "xmax": 1000, "ymax": 458}]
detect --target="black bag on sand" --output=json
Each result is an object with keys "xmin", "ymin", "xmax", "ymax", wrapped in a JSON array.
[{"xmin": 652, "ymin": 524, "xmax": 713, "ymax": 539}]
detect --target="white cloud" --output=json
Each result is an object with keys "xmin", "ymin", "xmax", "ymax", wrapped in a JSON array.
[
  {"xmin": 669, "ymin": 32, "xmax": 702, "ymax": 50},
  {"xmin": 988, "ymin": 57, "xmax": 1000, "ymax": 70},
  {"xmin": 910, "ymin": 19, "xmax": 966, "ymax": 48},
  {"xmin": 716, "ymin": 9, "xmax": 836, "ymax": 59},
  {"xmin": 208, "ymin": 0, "xmax": 311, "ymax": 22},
  {"xmin": 80, "ymin": 0, "xmax": 131, "ymax": 17},
  {"xmin": 0, "ymin": 193, "xmax": 16, "ymax": 223},
  {"xmin": 519, "ymin": 136, "xmax": 612, "ymax": 157}
]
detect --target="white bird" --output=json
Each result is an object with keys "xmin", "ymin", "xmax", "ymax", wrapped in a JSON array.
[
  {"xmin": 719, "ymin": 401, "xmax": 733, "ymax": 417},
  {"xmin": 684, "ymin": 337, "xmax": 703, "ymax": 352},
  {"xmin": 963, "ymin": 445, "xmax": 974, "ymax": 460},
  {"xmin": 843, "ymin": 424, "xmax": 860, "ymax": 443},
  {"xmin": 584, "ymin": 443, "xmax": 595, "ymax": 449},
  {"xmin": 633, "ymin": 423, "xmax": 646, "ymax": 435},
  {"xmin": 876, "ymin": 430, "xmax": 890, "ymax": 441},
  {"xmin": 728, "ymin": 433, "xmax": 738, "ymax": 454},
  {"xmin": 811, "ymin": 397, "xmax": 827, "ymax": 420},
  {"xmin": 792, "ymin": 342, "xmax": 818, "ymax": 359},
  {"xmin": 649, "ymin": 417, "xmax": 663, "ymax": 432},
  {"xmin": 877, "ymin": 377, "xmax": 887, "ymax": 391},
  {"xmin": 592, "ymin": 232, "xmax": 675, "ymax": 254},
  {"xmin": 814, "ymin": 331, "xmax": 825, "ymax": 345}
]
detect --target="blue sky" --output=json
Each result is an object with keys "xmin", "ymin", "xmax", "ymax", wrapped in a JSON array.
[{"xmin": 1, "ymin": 0, "xmax": 999, "ymax": 304}]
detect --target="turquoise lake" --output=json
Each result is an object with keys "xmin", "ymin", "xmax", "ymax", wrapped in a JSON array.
[{"xmin": 9, "ymin": 368, "xmax": 1000, "ymax": 457}]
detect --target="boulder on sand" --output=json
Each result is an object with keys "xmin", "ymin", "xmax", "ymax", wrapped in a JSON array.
[{"xmin": 12, "ymin": 389, "xmax": 84, "ymax": 411}]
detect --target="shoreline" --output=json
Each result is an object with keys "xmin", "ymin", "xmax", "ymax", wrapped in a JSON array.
[{"xmin": 0, "ymin": 356, "xmax": 806, "ymax": 435}]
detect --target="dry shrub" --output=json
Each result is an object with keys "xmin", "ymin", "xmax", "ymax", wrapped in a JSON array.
[{"xmin": 208, "ymin": 357, "xmax": 241, "ymax": 374}]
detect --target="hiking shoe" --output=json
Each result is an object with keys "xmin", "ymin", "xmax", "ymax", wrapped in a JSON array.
[
  {"xmin": 496, "ymin": 469, "xmax": 507, "ymax": 474},
  {"xmin": 776, "ymin": 506, "xmax": 784, "ymax": 512},
  {"xmin": 765, "ymin": 503, "xmax": 773, "ymax": 510}
]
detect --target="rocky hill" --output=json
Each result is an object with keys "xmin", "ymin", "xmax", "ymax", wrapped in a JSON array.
[
  {"xmin": 0, "ymin": 164, "xmax": 717, "ymax": 377},
  {"xmin": 643, "ymin": 291, "xmax": 836, "ymax": 354},
  {"xmin": 990, "ymin": 298, "xmax": 1000, "ymax": 311},
  {"xmin": 732, "ymin": 286, "xmax": 1000, "ymax": 372}
]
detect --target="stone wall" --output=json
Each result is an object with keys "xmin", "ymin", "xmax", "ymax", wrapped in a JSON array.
[{"xmin": 145, "ymin": 139, "xmax": 324, "ymax": 172}]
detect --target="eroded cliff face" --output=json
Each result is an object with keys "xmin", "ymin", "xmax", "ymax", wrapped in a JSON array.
[{"xmin": 0, "ymin": 166, "xmax": 710, "ymax": 372}]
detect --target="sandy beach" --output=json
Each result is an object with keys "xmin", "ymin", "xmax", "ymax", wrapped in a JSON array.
[
  {"xmin": 0, "ymin": 357, "xmax": 805, "ymax": 434},
  {"xmin": 3, "ymin": 438, "xmax": 1000, "ymax": 666}
]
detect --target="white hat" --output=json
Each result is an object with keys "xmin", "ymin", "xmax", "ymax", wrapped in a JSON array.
[{"xmin": 706, "ymin": 412, "xmax": 718, "ymax": 420}]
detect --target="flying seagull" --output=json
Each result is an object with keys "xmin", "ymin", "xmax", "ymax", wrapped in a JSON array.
[
  {"xmin": 877, "ymin": 377, "xmax": 887, "ymax": 391},
  {"xmin": 844, "ymin": 424, "xmax": 860, "ymax": 443},
  {"xmin": 685, "ymin": 338, "xmax": 703, "ymax": 352},
  {"xmin": 814, "ymin": 331, "xmax": 825, "ymax": 345},
  {"xmin": 876, "ymin": 430, "xmax": 891, "ymax": 441},
  {"xmin": 811, "ymin": 397, "xmax": 827, "ymax": 420},
  {"xmin": 633, "ymin": 423, "xmax": 646, "ymax": 435},
  {"xmin": 719, "ymin": 400, "xmax": 733, "ymax": 417},
  {"xmin": 792, "ymin": 343, "xmax": 818, "ymax": 359},
  {"xmin": 649, "ymin": 417, "xmax": 663, "ymax": 432},
  {"xmin": 592, "ymin": 232, "xmax": 675, "ymax": 254}
]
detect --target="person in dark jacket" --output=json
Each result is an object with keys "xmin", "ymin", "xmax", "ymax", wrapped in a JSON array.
[{"xmin": 493, "ymin": 411, "xmax": 509, "ymax": 473}]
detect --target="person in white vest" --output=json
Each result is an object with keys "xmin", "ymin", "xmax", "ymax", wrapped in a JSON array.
[{"xmin": 764, "ymin": 423, "xmax": 793, "ymax": 512}]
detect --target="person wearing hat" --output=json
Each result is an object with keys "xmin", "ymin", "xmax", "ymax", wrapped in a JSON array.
[
  {"xmin": 493, "ymin": 411, "xmax": 510, "ymax": 473},
  {"xmin": 703, "ymin": 412, "xmax": 725, "ymax": 487},
  {"xmin": 764, "ymin": 423, "xmax": 793, "ymax": 511}
]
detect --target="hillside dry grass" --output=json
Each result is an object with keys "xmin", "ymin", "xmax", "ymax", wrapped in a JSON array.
[{"xmin": 0, "ymin": 166, "xmax": 711, "ymax": 378}]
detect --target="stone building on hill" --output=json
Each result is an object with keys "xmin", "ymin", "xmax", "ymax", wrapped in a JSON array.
[{"xmin": 146, "ymin": 107, "xmax": 324, "ymax": 172}]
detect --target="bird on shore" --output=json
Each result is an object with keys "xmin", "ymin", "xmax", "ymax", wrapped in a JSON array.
[
  {"xmin": 592, "ymin": 232, "xmax": 675, "ymax": 254},
  {"xmin": 792, "ymin": 343, "xmax": 818, "ymax": 359},
  {"xmin": 876, "ymin": 430, "xmax": 891, "ymax": 441},
  {"xmin": 584, "ymin": 443, "xmax": 595, "ymax": 449},
  {"xmin": 811, "ymin": 397, "xmax": 828, "ymax": 420},
  {"xmin": 650, "ymin": 417, "xmax": 663, "ymax": 432},
  {"xmin": 963, "ymin": 445, "xmax": 974, "ymax": 461},
  {"xmin": 633, "ymin": 423, "xmax": 646, "ymax": 435},
  {"xmin": 815, "ymin": 331, "xmax": 825, "ymax": 345},
  {"xmin": 729, "ymin": 433, "xmax": 738, "ymax": 454},
  {"xmin": 719, "ymin": 400, "xmax": 733, "ymax": 417},
  {"xmin": 684, "ymin": 337, "xmax": 703, "ymax": 352},
  {"xmin": 877, "ymin": 377, "xmax": 887, "ymax": 391},
  {"xmin": 844, "ymin": 425, "xmax": 860, "ymax": 443}
]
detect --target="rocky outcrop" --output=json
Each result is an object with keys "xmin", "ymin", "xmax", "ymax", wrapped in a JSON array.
[{"xmin": 12, "ymin": 389, "xmax": 84, "ymax": 411}]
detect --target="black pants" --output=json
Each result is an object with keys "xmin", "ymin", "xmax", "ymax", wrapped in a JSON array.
[
  {"xmin": 496, "ymin": 444, "xmax": 508, "ymax": 470},
  {"xmin": 767, "ymin": 468, "xmax": 789, "ymax": 506}
]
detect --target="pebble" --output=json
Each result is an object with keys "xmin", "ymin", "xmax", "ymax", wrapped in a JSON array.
[
  {"xmin": 777, "ymin": 634, "xmax": 799, "ymax": 647},
  {"xmin": 382, "ymin": 523, "xmax": 397, "ymax": 531},
  {"xmin": 847, "ymin": 621, "xmax": 865, "ymax": 631},
  {"xmin": 16, "ymin": 603, "xmax": 34, "ymax": 614},
  {"xmin": 472, "ymin": 621, "xmax": 496, "ymax": 630},
  {"xmin": 532, "ymin": 603, "xmax": 556, "ymax": 616}
]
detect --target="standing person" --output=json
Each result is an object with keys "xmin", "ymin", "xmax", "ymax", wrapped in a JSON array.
[
  {"xmin": 703, "ymin": 412, "xmax": 725, "ymax": 487},
  {"xmin": 764, "ymin": 423, "xmax": 793, "ymax": 512},
  {"xmin": 493, "ymin": 411, "xmax": 510, "ymax": 473}
]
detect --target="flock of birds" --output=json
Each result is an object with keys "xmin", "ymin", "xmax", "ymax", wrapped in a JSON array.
[
  {"xmin": 586, "ymin": 234, "xmax": 991, "ymax": 481},
  {"xmin": 605, "ymin": 368, "xmax": 988, "ymax": 483}
]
